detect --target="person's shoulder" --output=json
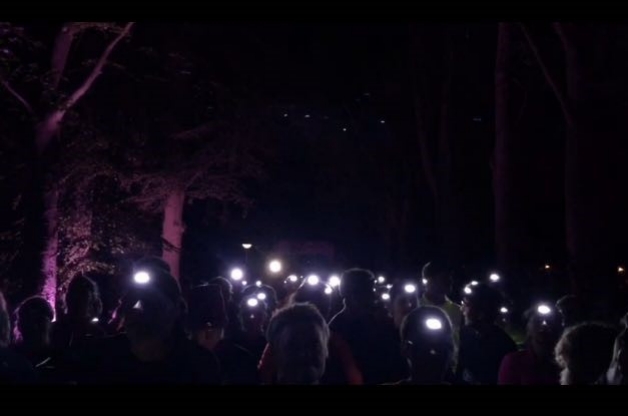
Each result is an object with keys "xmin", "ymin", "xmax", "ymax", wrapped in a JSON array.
[
  {"xmin": 493, "ymin": 326, "xmax": 518, "ymax": 350},
  {"xmin": 97, "ymin": 333, "xmax": 129, "ymax": 349},
  {"xmin": 182, "ymin": 339, "xmax": 220, "ymax": 366},
  {"xmin": 185, "ymin": 341, "xmax": 221, "ymax": 383},
  {"xmin": 329, "ymin": 311, "xmax": 346, "ymax": 329},
  {"xmin": 445, "ymin": 297, "xmax": 462, "ymax": 308},
  {"xmin": 219, "ymin": 341, "xmax": 255, "ymax": 361},
  {"xmin": 501, "ymin": 349, "xmax": 528, "ymax": 365},
  {"xmin": 87, "ymin": 323, "xmax": 107, "ymax": 337},
  {"xmin": 382, "ymin": 379, "xmax": 411, "ymax": 385},
  {"xmin": 459, "ymin": 325, "xmax": 475, "ymax": 338},
  {"xmin": 51, "ymin": 317, "xmax": 70, "ymax": 333},
  {"xmin": 84, "ymin": 333, "xmax": 130, "ymax": 363},
  {"xmin": 0, "ymin": 347, "xmax": 38, "ymax": 383}
]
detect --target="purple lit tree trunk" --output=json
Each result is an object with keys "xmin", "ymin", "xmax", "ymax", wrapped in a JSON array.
[
  {"xmin": 162, "ymin": 188, "xmax": 186, "ymax": 280},
  {"xmin": 0, "ymin": 22, "xmax": 134, "ymax": 309}
]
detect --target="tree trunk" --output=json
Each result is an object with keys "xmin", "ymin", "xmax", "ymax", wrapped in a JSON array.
[
  {"xmin": 36, "ymin": 115, "xmax": 62, "ymax": 312},
  {"xmin": 555, "ymin": 23, "xmax": 622, "ymax": 308},
  {"xmin": 494, "ymin": 22, "xmax": 526, "ymax": 273},
  {"xmin": 409, "ymin": 25, "xmax": 439, "ymax": 204},
  {"xmin": 1, "ymin": 22, "xmax": 134, "ymax": 309},
  {"xmin": 41, "ymin": 187, "xmax": 59, "ymax": 311},
  {"xmin": 162, "ymin": 188, "xmax": 186, "ymax": 280},
  {"xmin": 437, "ymin": 27, "xmax": 458, "ymax": 263}
]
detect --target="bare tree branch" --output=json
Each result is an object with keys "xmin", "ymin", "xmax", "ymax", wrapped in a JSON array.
[
  {"xmin": 171, "ymin": 121, "xmax": 216, "ymax": 141},
  {"xmin": 0, "ymin": 76, "xmax": 34, "ymax": 115},
  {"xmin": 518, "ymin": 23, "xmax": 575, "ymax": 128},
  {"xmin": 50, "ymin": 23, "xmax": 77, "ymax": 90},
  {"xmin": 61, "ymin": 22, "xmax": 134, "ymax": 112},
  {"xmin": 35, "ymin": 22, "xmax": 135, "ymax": 154},
  {"xmin": 553, "ymin": 22, "xmax": 577, "ymax": 52}
]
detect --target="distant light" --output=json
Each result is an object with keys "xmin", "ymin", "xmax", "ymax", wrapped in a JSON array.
[
  {"xmin": 257, "ymin": 293, "xmax": 267, "ymax": 301},
  {"xmin": 255, "ymin": 280, "xmax": 262, "ymax": 287},
  {"xmin": 377, "ymin": 276, "xmax": 386, "ymax": 284},
  {"xmin": 342, "ymin": 128, "xmax": 347, "ymax": 132},
  {"xmin": 288, "ymin": 275, "xmax": 298, "ymax": 283},
  {"xmin": 537, "ymin": 304, "xmax": 552, "ymax": 315},
  {"xmin": 133, "ymin": 271, "xmax": 150, "ymax": 285},
  {"xmin": 324, "ymin": 287, "xmax": 333, "ymax": 295},
  {"xmin": 381, "ymin": 293, "xmax": 391, "ymax": 301},
  {"xmin": 500, "ymin": 307, "xmax": 509, "ymax": 314},
  {"xmin": 422, "ymin": 278, "xmax": 428, "ymax": 285},
  {"xmin": 470, "ymin": 280, "xmax": 479, "ymax": 286},
  {"xmin": 241, "ymin": 280, "xmax": 248, "ymax": 286},
  {"xmin": 329, "ymin": 275, "xmax": 341, "ymax": 288},
  {"xmin": 463, "ymin": 286, "xmax": 472, "ymax": 295},
  {"xmin": 230, "ymin": 268, "xmax": 244, "ymax": 281},
  {"xmin": 425, "ymin": 318, "xmax": 443, "ymax": 330},
  {"xmin": 268, "ymin": 259, "xmax": 282, "ymax": 274},
  {"xmin": 379, "ymin": 120, "xmax": 385, "ymax": 124},
  {"xmin": 473, "ymin": 117, "xmax": 482, "ymax": 122},
  {"xmin": 283, "ymin": 113, "xmax": 288, "ymax": 118},
  {"xmin": 489, "ymin": 273, "xmax": 500, "ymax": 282},
  {"xmin": 133, "ymin": 300, "xmax": 143, "ymax": 311},
  {"xmin": 247, "ymin": 298, "xmax": 259, "ymax": 308},
  {"xmin": 619, "ymin": 266, "xmax": 625, "ymax": 273},
  {"xmin": 544, "ymin": 264, "xmax": 551, "ymax": 270},
  {"xmin": 304, "ymin": 114, "xmax": 310, "ymax": 118},
  {"xmin": 307, "ymin": 275, "xmax": 320, "ymax": 286},
  {"xmin": 386, "ymin": 284, "xmax": 392, "ymax": 289},
  {"xmin": 242, "ymin": 243, "xmax": 252, "ymax": 250},
  {"xmin": 404, "ymin": 284, "xmax": 417, "ymax": 294},
  {"xmin": 92, "ymin": 317, "xmax": 99, "ymax": 323}
]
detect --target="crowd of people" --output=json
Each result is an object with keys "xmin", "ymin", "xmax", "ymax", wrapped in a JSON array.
[{"xmin": 0, "ymin": 257, "xmax": 626, "ymax": 385}]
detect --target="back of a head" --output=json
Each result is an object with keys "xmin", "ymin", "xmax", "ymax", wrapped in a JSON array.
[
  {"xmin": 339, "ymin": 268, "xmax": 375, "ymax": 303},
  {"xmin": 555, "ymin": 321, "xmax": 617, "ymax": 385},
  {"xmin": 267, "ymin": 303, "xmax": 330, "ymax": 384},
  {"xmin": 401, "ymin": 306, "xmax": 454, "ymax": 376},
  {"xmin": 15, "ymin": 297, "xmax": 54, "ymax": 342},
  {"xmin": 65, "ymin": 275, "xmax": 102, "ymax": 320},
  {"xmin": 556, "ymin": 295, "xmax": 586, "ymax": 327},
  {"xmin": 0, "ymin": 291, "xmax": 9, "ymax": 348},
  {"xmin": 187, "ymin": 284, "xmax": 228, "ymax": 331},
  {"xmin": 209, "ymin": 277, "xmax": 233, "ymax": 304},
  {"xmin": 268, "ymin": 303, "xmax": 329, "ymax": 345}
]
